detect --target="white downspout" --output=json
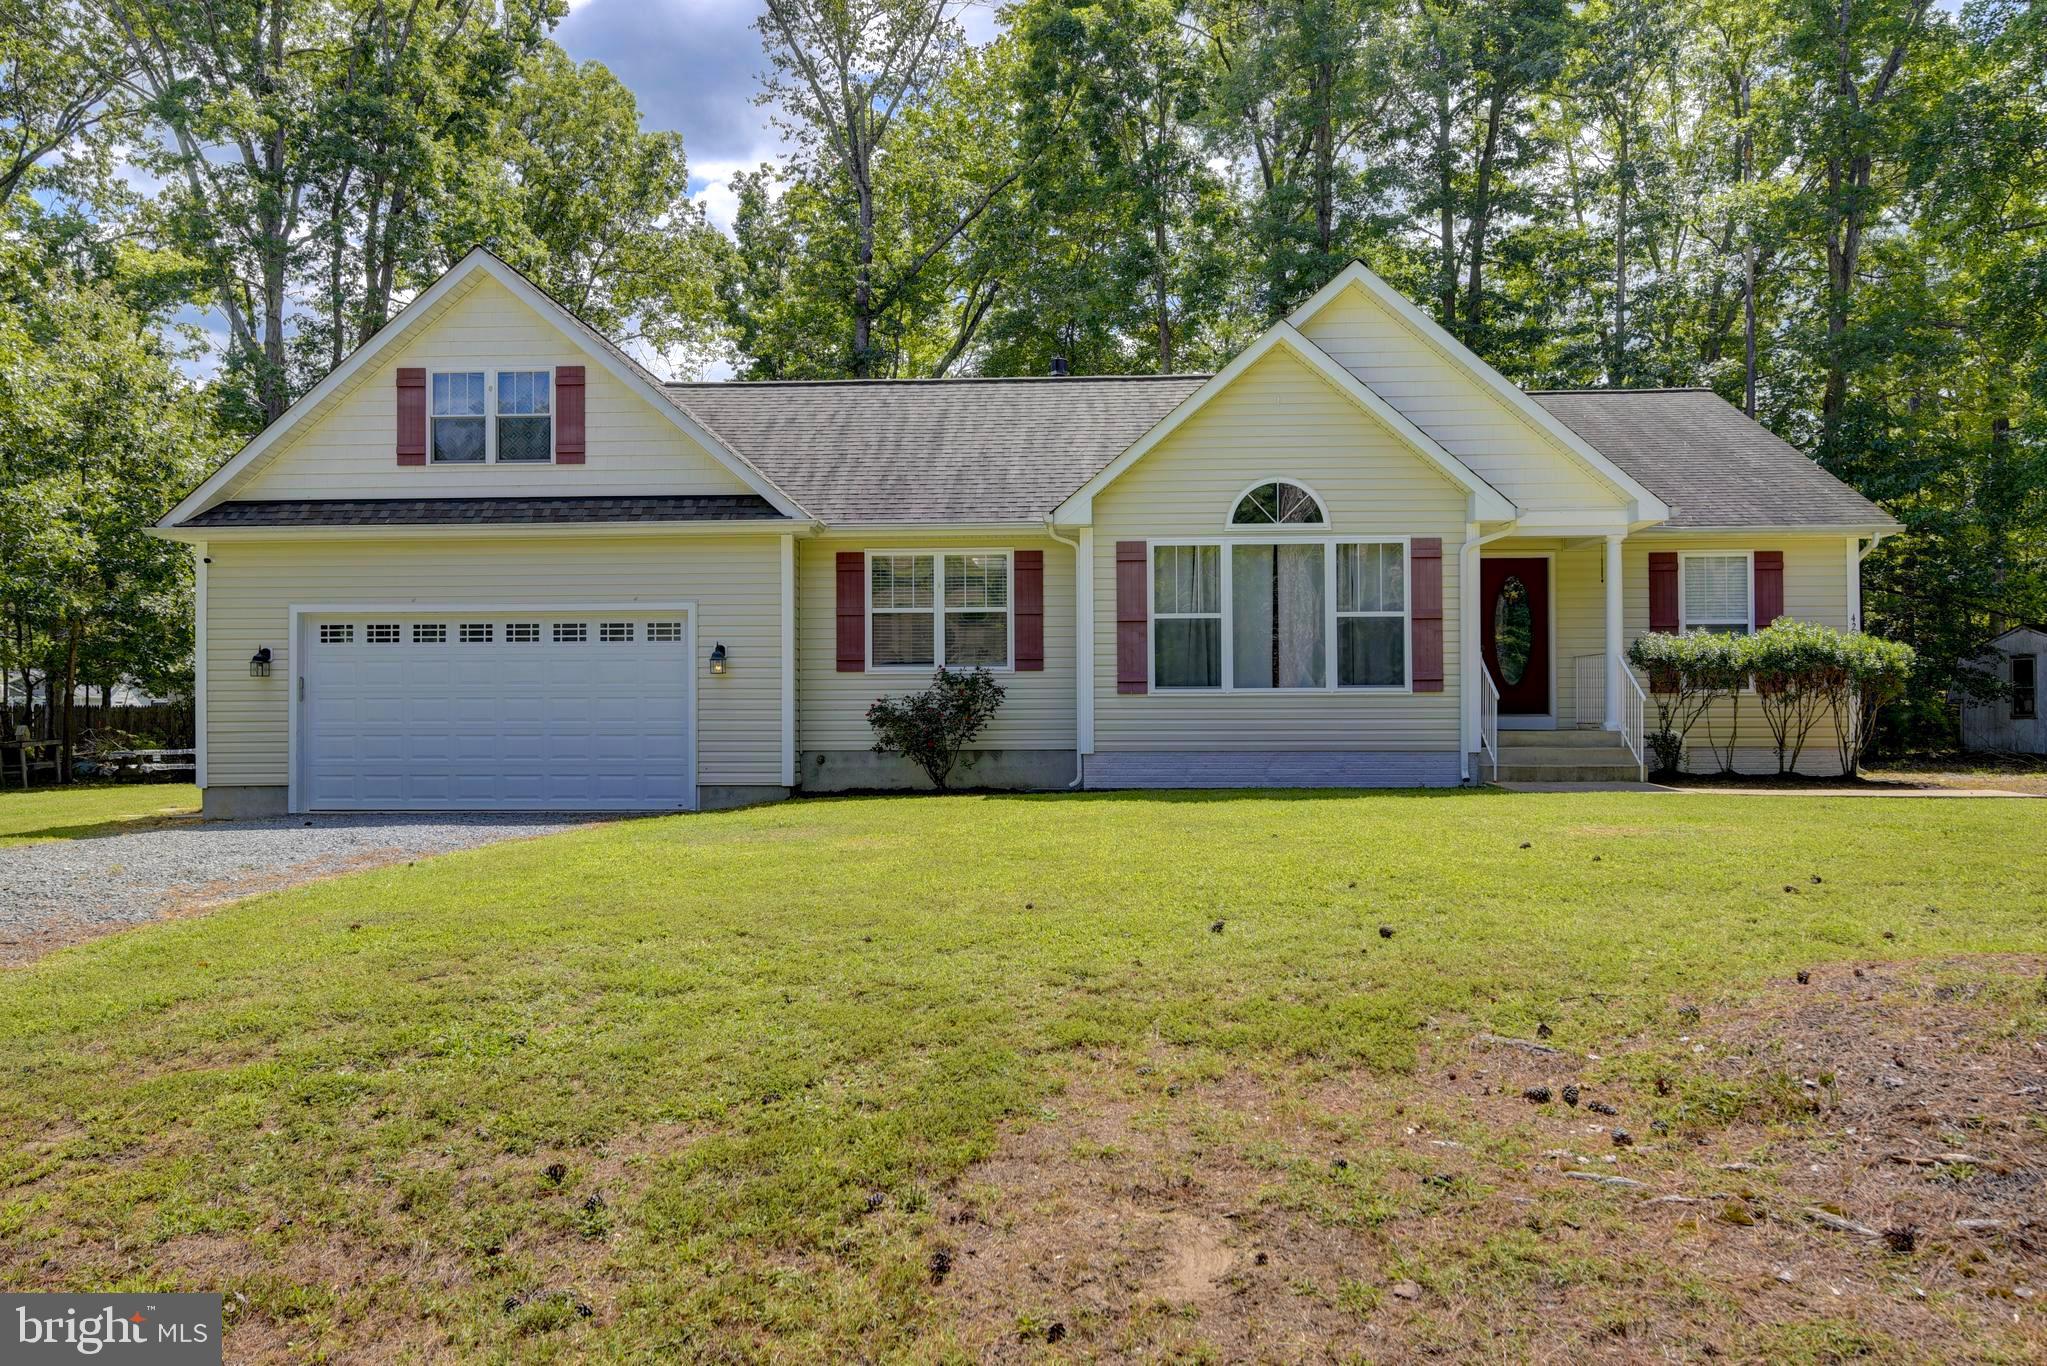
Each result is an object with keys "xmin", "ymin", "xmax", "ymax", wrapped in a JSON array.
[
  {"xmin": 1850, "ymin": 531, "xmax": 1886, "ymax": 631},
  {"xmin": 1044, "ymin": 521, "xmax": 1088, "ymax": 788}
]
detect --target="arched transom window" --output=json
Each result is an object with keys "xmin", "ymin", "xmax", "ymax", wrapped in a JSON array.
[{"xmin": 1231, "ymin": 480, "xmax": 1326, "ymax": 526}]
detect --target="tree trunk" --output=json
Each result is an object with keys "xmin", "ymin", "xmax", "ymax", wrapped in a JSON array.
[
  {"xmin": 1613, "ymin": 121, "xmax": 1629, "ymax": 384},
  {"xmin": 59, "ymin": 626, "xmax": 79, "ymax": 784},
  {"xmin": 1461, "ymin": 93, "xmax": 1506, "ymax": 345},
  {"xmin": 1435, "ymin": 86, "xmax": 1456, "ymax": 326}
]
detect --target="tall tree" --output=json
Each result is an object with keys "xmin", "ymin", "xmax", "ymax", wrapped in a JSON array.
[
  {"xmin": 108, "ymin": 0, "xmax": 559, "ymax": 423},
  {"xmin": 757, "ymin": 0, "xmax": 1027, "ymax": 375}
]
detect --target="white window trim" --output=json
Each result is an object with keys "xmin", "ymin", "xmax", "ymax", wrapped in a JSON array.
[
  {"xmin": 428, "ymin": 367, "xmax": 557, "ymax": 466},
  {"xmin": 1679, "ymin": 550, "xmax": 1755, "ymax": 635},
  {"xmin": 863, "ymin": 549, "xmax": 1017, "ymax": 673},
  {"xmin": 1145, "ymin": 536, "xmax": 1413, "ymax": 694},
  {"xmin": 1224, "ymin": 478, "xmax": 1331, "ymax": 531}
]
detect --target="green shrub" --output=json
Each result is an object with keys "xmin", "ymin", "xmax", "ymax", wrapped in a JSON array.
[
  {"xmin": 1628, "ymin": 622, "xmax": 1913, "ymax": 777},
  {"xmin": 1748, "ymin": 619, "xmax": 1843, "ymax": 774},
  {"xmin": 1628, "ymin": 630, "xmax": 1745, "ymax": 774},
  {"xmin": 866, "ymin": 668, "xmax": 1007, "ymax": 790}
]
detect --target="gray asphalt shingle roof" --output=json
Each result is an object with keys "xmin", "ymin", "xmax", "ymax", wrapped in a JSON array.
[
  {"xmin": 183, "ymin": 495, "xmax": 785, "ymax": 527},
  {"xmin": 1529, "ymin": 388, "xmax": 1894, "ymax": 529},
  {"xmin": 667, "ymin": 375, "xmax": 1207, "ymax": 524}
]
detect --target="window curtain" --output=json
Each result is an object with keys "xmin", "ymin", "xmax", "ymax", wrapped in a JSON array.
[{"xmin": 1232, "ymin": 544, "xmax": 1325, "ymax": 688}]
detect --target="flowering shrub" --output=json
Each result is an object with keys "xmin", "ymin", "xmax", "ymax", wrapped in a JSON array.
[{"xmin": 866, "ymin": 668, "xmax": 1007, "ymax": 790}]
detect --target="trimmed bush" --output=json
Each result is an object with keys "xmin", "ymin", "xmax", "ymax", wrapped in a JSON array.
[
  {"xmin": 866, "ymin": 668, "xmax": 1007, "ymax": 790},
  {"xmin": 1628, "ymin": 622, "xmax": 1914, "ymax": 778}
]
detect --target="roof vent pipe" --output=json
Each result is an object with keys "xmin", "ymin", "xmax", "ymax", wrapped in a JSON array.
[{"xmin": 1049, "ymin": 355, "xmax": 1068, "ymax": 377}]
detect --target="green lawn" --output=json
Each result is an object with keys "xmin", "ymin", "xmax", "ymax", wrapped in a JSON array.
[
  {"xmin": 1, "ymin": 790, "xmax": 2042, "ymax": 1359},
  {"xmin": 0, "ymin": 782, "xmax": 199, "ymax": 846}
]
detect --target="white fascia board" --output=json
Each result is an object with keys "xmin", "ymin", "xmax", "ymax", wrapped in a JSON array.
[
  {"xmin": 160, "ymin": 250, "xmax": 813, "ymax": 528},
  {"xmin": 1049, "ymin": 322, "xmax": 1517, "ymax": 524},
  {"xmin": 1287, "ymin": 263, "xmax": 1673, "ymax": 523}
]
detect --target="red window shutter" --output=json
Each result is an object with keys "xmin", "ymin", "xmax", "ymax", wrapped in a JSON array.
[
  {"xmin": 1014, "ymin": 550, "xmax": 1044, "ymax": 671},
  {"xmin": 836, "ymin": 552, "xmax": 865, "ymax": 672},
  {"xmin": 555, "ymin": 365, "xmax": 586, "ymax": 464},
  {"xmin": 1410, "ymin": 537, "xmax": 1444, "ymax": 692},
  {"xmin": 1648, "ymin": 552, "xmax": 1680, "ymax": 632},
  {"xmin": 1115, "ymin": 541, "xmax": 1148, "ymax": 694},
  {"xmin": 1753, "ymin": 550, "xmax": 1784, "ymax": 627},
  {"xmin": 396, "ymin": 367, "xmax": 426, "ymax": 466}
]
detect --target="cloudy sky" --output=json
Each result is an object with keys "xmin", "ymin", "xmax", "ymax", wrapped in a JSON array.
[{"xmin": 556, "ymin": 0, "xmax": 1004, "ymax": 234}]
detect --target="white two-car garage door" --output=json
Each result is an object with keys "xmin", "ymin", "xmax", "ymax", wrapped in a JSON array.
[{"xmin": 298, "ymin": 609, "xmax": 694, "ymax": 811}]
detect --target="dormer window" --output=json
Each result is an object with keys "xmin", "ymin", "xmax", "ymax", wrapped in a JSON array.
[
  {"xmin": 431, "ymin": 372, "xmax": 486, "ymax": 463},
  {"xmin": 1231, "ymin": 480, "xmax": 1325, "ymax": 526},
  {"xmin": 430, "ymin": 370, "xmax": 554, "ymax": 463}
]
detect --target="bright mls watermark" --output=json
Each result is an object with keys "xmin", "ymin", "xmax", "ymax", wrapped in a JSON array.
[{"xmin": 3, "ymin": 1294, "xmax": 221, "ymax": 1364}]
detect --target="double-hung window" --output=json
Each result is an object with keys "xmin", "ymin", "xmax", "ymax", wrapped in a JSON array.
[
  {"xmin": 430, "ymin": 370, "xmax": 552, "ymax": 463},
  {"xmin": 1153, "ymin": 545, "xmax": 1222, "ymax": 688},
  {"xmin": 2014, "ymin": 655, "xmax": 2037, "ymax": 720},
  {"xmin": 1150, "ymin": 538, "xmax": 1409, "ymax": 691},
  {"xmin": 1680, "ymin": 553, "xmax": 1752, "ymax": 635},
  {"xmin": 1335, "ymin": 542, "xmax": 1407, "ymax": 687},
  {"xmin": 868, "ymin": 552, "xmax": 1011, "ymax": 669}
]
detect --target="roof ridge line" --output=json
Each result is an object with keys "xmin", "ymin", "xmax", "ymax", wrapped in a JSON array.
[
  {"xmin": 665, "ymin": 373, "xmax": 1213, "ymax": 388},
  {"xmin": 1526, "ymin": 386, "xmax": 1717, "ymax": 395}
]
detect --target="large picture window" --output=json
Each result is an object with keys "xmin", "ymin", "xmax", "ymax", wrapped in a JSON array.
[
  {"xmin": 1681, "ymin": 553, "xmax": 1752, "ymax": 635},
  {"xmin": 1150, "ymin": 539, "xmax": 1409, "ymax": 691},
  {"xmin": 868, "ymin": 552, "xmax": 1011, "ymax": 669}
]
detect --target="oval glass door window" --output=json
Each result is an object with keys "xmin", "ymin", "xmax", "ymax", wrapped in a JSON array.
[{"xmin": 1493, "ymin": 576, "xmax": 1532, "ymax": 685}]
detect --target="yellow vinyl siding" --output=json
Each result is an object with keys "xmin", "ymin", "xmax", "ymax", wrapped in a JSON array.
[
  {"xmin": 797, "ymin": 534, "xmax": 1077, "ymax": 750},
  {"xmin": 1628, "ymin": 533, "xmax": 1851, "ymax": 753},
  {"xmin": 1298, "ymin": 288, "xmax": 1626, "ymax": 513},
  {"xmin": 204, "ymin": 535, "xmax": 783, "ymax": 788},
  {"xmin": 230, "ymin": 276, "xmax": 754, "ymax": 502},
  {"xmin": 1090, "ymin": 348, "xmax": 1467, "ymax": 752}
]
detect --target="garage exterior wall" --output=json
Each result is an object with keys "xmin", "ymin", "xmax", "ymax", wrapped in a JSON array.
[
  {"xmin": 203, "ymin": 534, "xmax": 784, "ymax": 793},
  {"xmin": 1087, "ymin": 347, "xmax": 1469, "ymax": 762},
  {"xmin": 796, "ymin": 532, "xmax": 1078, "ymax": 751},
  {"xmin": 229, "ymin": 275, "xmax": 755, "ymax": 503}
]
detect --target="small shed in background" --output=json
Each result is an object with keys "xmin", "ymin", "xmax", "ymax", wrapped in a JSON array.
[{"xmin": 1959, "ymin": 626, "xmax": 2044, "ymax": 755}]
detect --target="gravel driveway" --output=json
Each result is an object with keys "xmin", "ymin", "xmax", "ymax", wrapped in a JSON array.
[{"xmin": 1, "ymin": 813, "xmax": 603, "ymax": 963}]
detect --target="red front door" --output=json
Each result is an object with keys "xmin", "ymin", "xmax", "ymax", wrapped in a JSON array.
[{"xmin": 1480, "ymin": 558, "xmax": 1550, "ymax": 716}]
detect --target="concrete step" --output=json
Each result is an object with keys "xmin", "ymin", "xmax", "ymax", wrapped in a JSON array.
[
  {"xmin": 1497, "ymin": 746, "xmax": 1639, "ymax": 768},
  {"xmin": 1494, "ymin": 761, "xmax": 1645, "ymax": 783},
  {"xmin": 1495, "ymin": 728, "xmax": 1625, "ymax": 748}
]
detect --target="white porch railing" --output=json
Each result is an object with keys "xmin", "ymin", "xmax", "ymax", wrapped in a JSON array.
[
  {"xmin": 1617, "ymin": 653, "xmax": 1647, "ymax": 781},
  {"xmin": 1479, "ymin": 668, "xmax": 1500, "ymax": 779},
  {"xmin": 1572, "ymin": 653, "xmax": 1605, "ymax": 728}
]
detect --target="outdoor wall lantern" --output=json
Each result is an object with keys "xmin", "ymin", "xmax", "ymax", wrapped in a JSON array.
[
  {"xmin": 249, "ymin": 647, "xmax": 273, "ymax": 678},
  {"xmin": 708, "ymin": 642, "xmax": 728, "ymax": 675}
]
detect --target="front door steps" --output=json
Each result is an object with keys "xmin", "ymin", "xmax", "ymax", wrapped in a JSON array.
[{"xmin": 1492, "ymin": 728, "xmax": 1642, "ymax": 784}]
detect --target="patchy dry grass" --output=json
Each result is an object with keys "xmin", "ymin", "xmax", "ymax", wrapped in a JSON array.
[
  {"xmin": 0, "ymin": 790, "xmax": 2042, "ymax": 1360},
  {"xmin": 933, "ymin": 958, "xmax": 2047, "ymax": 1361},
  {"xmin": 1863, "ymin": 755, "xmax": 2047, "ymax": 796}
]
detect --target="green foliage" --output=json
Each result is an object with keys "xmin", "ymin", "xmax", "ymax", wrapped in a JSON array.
[
  {"xmin": 1629, "ymin": 623, "xmax": 1915, "ymax": 776},
  {"xmin": 0, "ymin": 240, "xmax": 225, "ymax": 760},
  {"xmin": 866, "ymin": 668, "xmax": 1008, "ymax": 790}
]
